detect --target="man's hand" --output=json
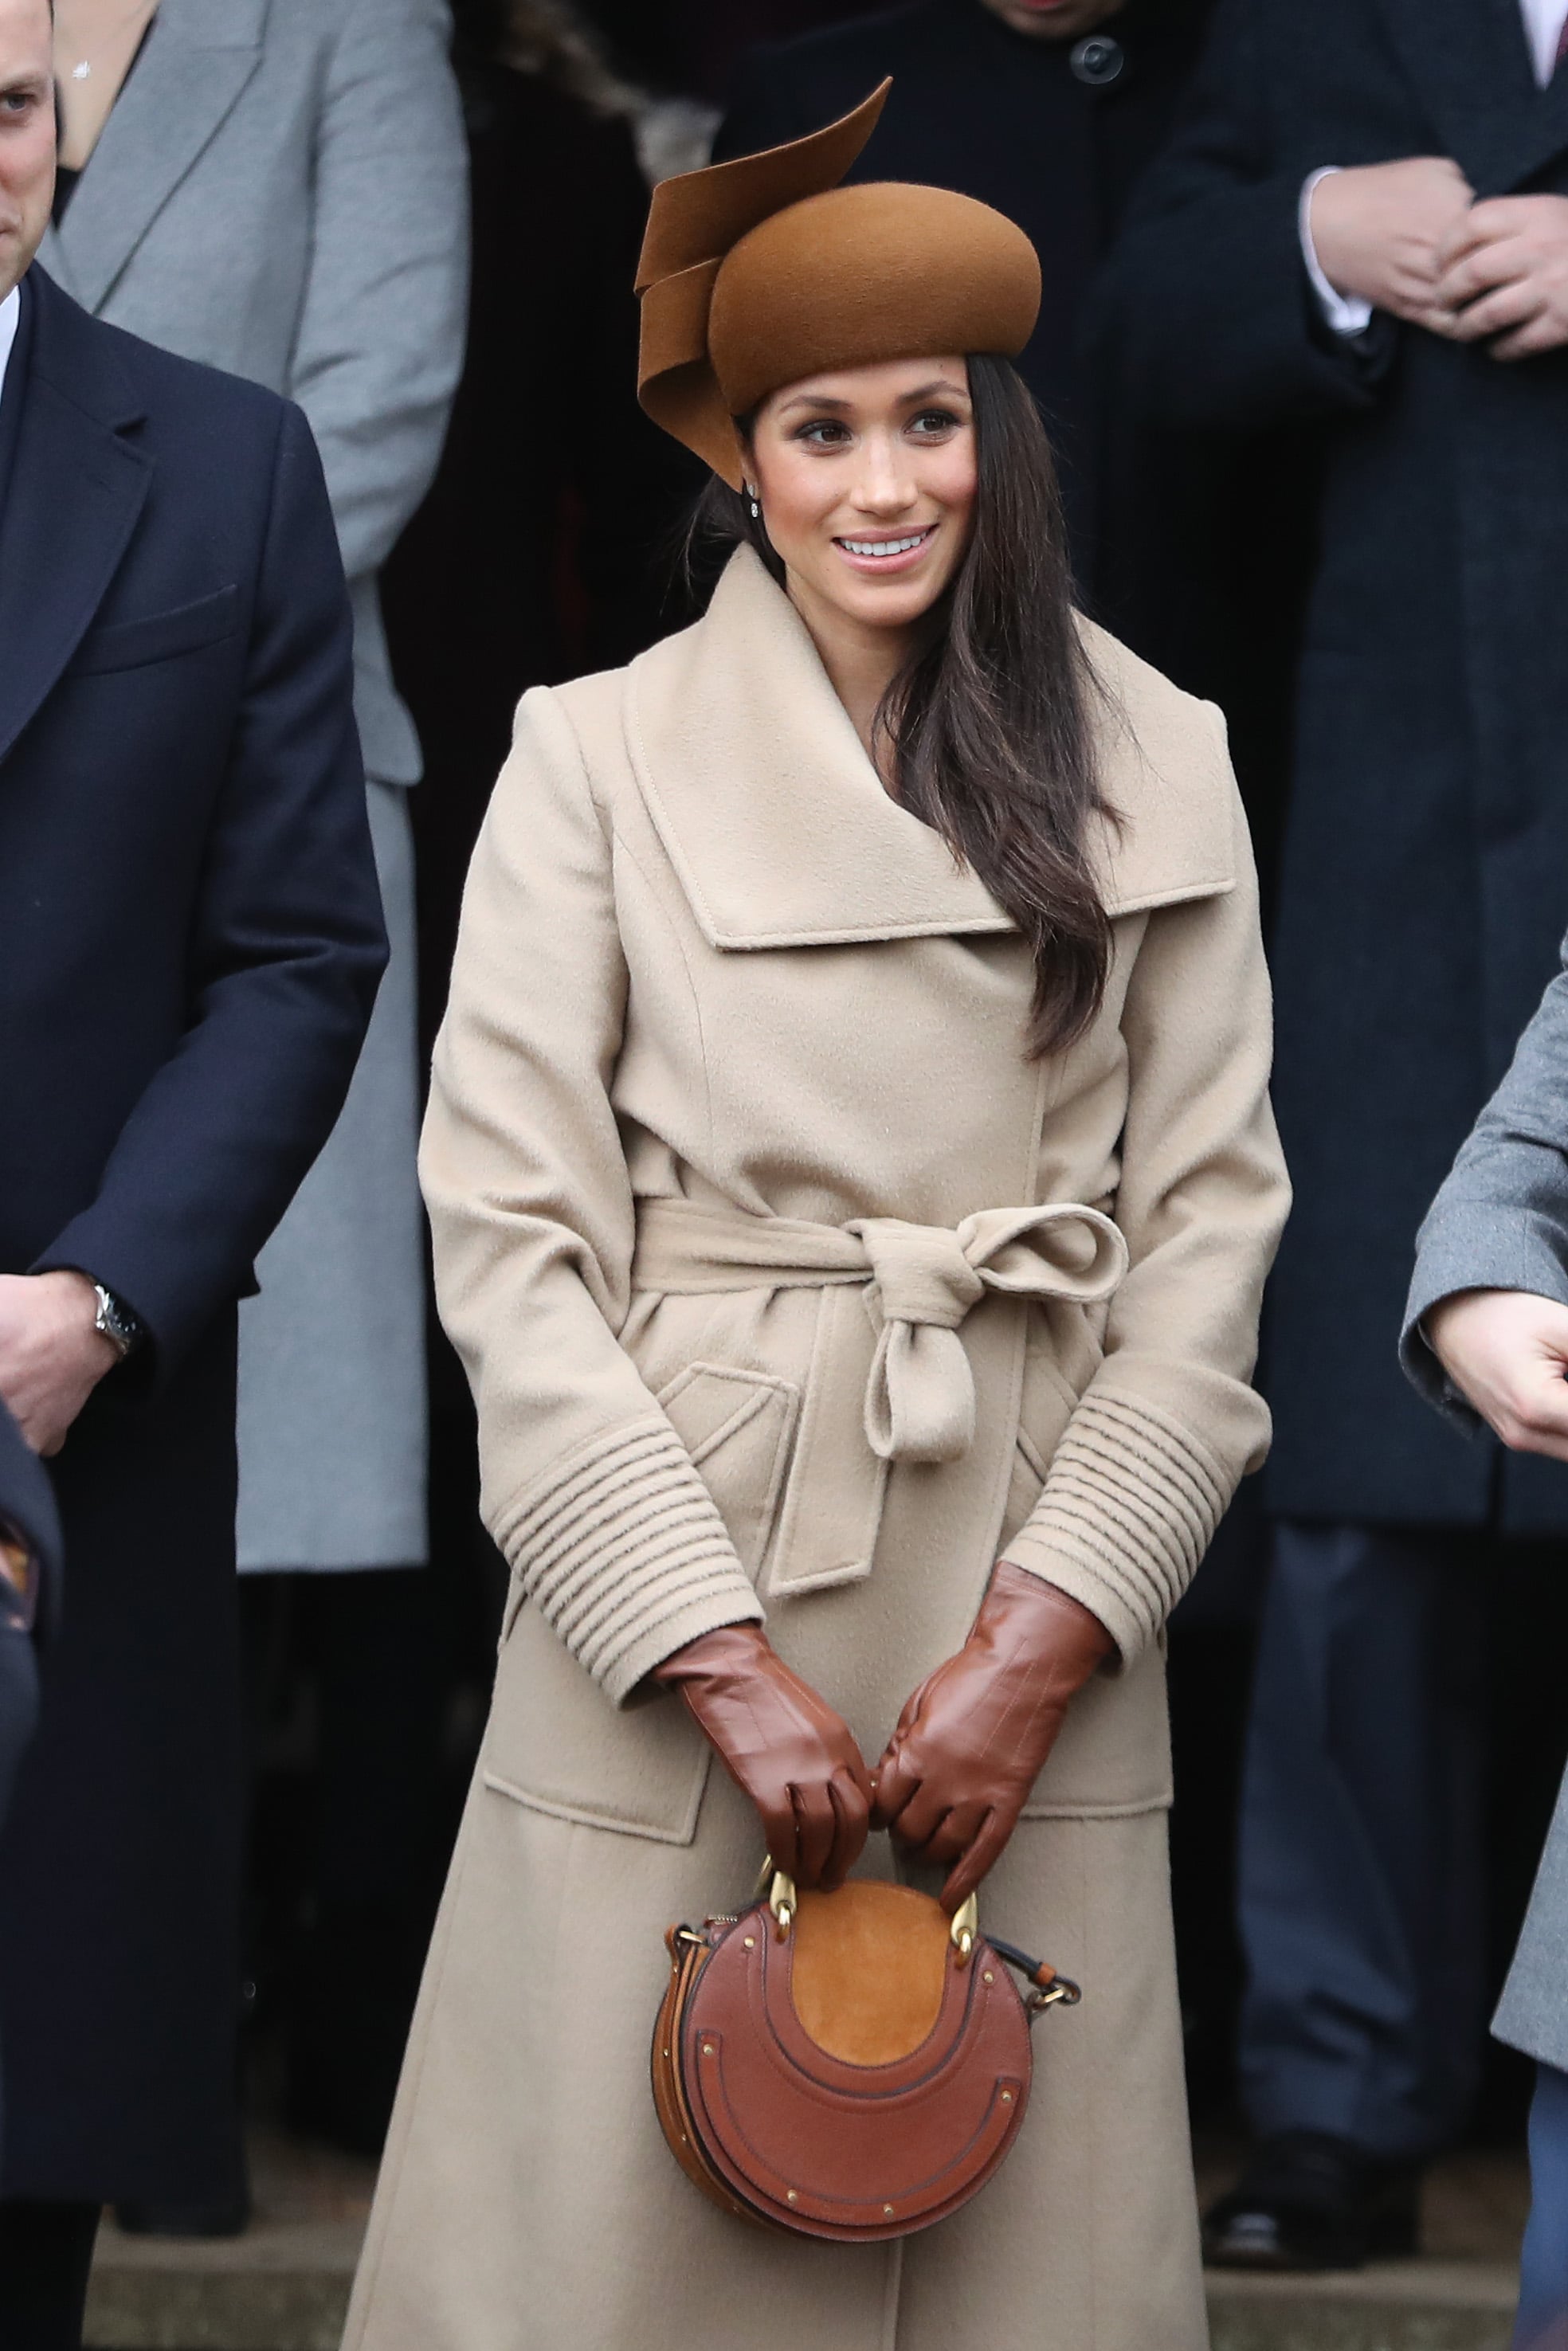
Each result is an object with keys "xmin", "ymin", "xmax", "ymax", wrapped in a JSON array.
[
  {"xmin": 0, "ymin": 1271, "xmax": 118, "ymax": 1457},
  {"xmin": 1430, "ymin": 195, "xmax": 1568, "ymax": 359},
  {"xmin": 1425, "ymin": 1288, "xmax": 1568, "ymax": 1460},
  {"xmin": 1308, "ymin": 157, "xmax": 1475, "ymax": 325}
]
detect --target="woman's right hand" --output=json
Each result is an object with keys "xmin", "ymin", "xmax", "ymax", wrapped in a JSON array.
[{"xmin": 654, "ymin": 1622, "xmax": 873, "ymax": 1890}]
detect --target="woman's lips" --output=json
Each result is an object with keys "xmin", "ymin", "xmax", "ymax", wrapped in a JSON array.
[{"xmin": 832, "ymin": 524, "xmax": 937, "ymax": 577}]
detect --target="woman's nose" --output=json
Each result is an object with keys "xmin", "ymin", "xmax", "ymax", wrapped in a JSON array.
[{"xmin": 853, "ymin": 438, "xmax": 917, "ymax": 514}]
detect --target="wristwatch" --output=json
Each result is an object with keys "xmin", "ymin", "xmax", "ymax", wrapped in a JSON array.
[{"xmin": 92, "ymin": 1281, "xmax": 145, "ymax": 1362}]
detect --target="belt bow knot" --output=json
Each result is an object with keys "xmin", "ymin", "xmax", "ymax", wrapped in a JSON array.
[{"xmin": 847, "ymin": 1205, "xmax": 1128, "ymax": 1465}]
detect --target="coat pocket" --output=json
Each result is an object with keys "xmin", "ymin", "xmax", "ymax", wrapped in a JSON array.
[
  {"xmin": 480, "ymin": 1364, "xmax": 799, "ymax": 1845},
  {"xmin": 1021, "ymin": 1646, "xmax": 1173, "ymax": 1818},
  {"xmin": 69, "ymin": 584, "xmax": 241, "ymax": 675},
  {"xmin": 482, "ymin": 1598, "xmax": 713, "ymax": 1845},
  {"xmin": 656, "ymin": 1362, "xmax": 800, "ymax": 1585}
]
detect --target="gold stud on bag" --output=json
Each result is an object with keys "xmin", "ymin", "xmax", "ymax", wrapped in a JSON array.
[{"xmin": 651, "ymin": 1861, "xmax": 1080, "ymax": 2242}]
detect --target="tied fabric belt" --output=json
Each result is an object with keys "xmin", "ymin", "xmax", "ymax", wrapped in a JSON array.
[{"xmin": 632, "ymin": 1199, "xmax": 1130, "ymax": 1597}]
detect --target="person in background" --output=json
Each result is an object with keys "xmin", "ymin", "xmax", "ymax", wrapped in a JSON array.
[
  {"xmin": 1094, "ymin": 0, "xmax": 1568, "ymax": 2271},
  {"xmin": 576, "ymin": 0, "xmax": 880, "ymax": 113},
  {"xmin": 34, "ymin": 0, "xmax": 469, "ymax": 2183},
  {"xmin": 1403, "ymin": 938, "xmax": 1568, "ymax": 2351},
  {"xmin": 0, "ymin": 0, "xmax": 386, "ymax": 2331}
]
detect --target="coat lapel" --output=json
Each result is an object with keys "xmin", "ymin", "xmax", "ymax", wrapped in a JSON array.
[
  {"xmin": 1376, "ymin": 0, "xmax": 1568, "ymax": 195},
  {"xmin": 39, "ymin": 0, "xmax": 267, "ymax": 315},
  {"xmin": 629, "ymin": 550, "xmax": 1012, "ymax": 950},
  {"xmin": 0, "ymin": 272, "xmax": 151, "ymax": 764},
  {"xmin": 627, "ymin": 549, "xmax": 1233, "ymax": 952}
]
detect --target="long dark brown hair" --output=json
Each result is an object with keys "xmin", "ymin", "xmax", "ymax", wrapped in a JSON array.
[{"xmin": 686, "ymin": 355, "xmax": 1116, "ymax": 1058}]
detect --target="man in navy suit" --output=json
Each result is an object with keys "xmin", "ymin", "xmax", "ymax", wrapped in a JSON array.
[{"xmin": 0, "ymin": 2, "xmax": 386, "ymax": 2337}]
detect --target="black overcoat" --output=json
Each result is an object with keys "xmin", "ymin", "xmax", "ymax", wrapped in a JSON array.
[
  {"xmin": 1092, "ymin": 0, "xmax": 1568, "ymax": 1532},
  {"xmin": 0, "ymin": 268, "xmax": 386, "ymax": 2203}
]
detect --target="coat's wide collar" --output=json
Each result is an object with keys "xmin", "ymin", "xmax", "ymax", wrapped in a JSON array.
[
  {"xmin": 625, "ymin": 547, "xmax": 1235, "ymax": 952},
  {"xmin": 628, "ymin": 548, "xmax": 1010, "ymax": 950}
]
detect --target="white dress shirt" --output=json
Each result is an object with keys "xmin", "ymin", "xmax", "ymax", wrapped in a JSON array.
[
  {"xmin": 1303, "ymin": 0, "xmax": 1568, "ymax": 334},
  {"xmin": 0, "ymin": 286, "xmax": 20, "ymax": 406}
]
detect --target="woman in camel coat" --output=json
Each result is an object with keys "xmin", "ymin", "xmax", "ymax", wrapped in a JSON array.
[{"xmin": 348, "ymin": 88, "xmax": 1289, "ymax": 2351}]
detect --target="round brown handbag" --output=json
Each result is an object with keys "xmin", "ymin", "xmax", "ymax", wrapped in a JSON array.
[{"xmin": 651, "ymin": 1867, "xmax": 1080, "ymax": 2243}]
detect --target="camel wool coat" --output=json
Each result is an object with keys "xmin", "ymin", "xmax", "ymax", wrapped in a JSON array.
[{"xmin": 347, "ymin": 547, "xmax": 1288, "ymax": 2351}]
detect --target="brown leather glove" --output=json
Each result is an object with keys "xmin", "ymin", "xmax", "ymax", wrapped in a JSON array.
[
  {"xmin": 871, "ymin": 1562, "xmax": 1115, "ymax": 1913},
  {"xmin": 654, "ymin": 1621, "xmax": 874, "ymax": 1891}
]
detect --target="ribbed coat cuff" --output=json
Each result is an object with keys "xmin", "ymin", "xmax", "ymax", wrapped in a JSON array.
[
  {"xmin": 492, "ymin": 1418, "xmax": 762, "ymax": 1706},
  {"xmin": 1002, "ymin": 1388, "xmax": 1231, "ymax": 1665}
]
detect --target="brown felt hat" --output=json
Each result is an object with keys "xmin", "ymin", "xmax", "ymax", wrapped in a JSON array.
[{"xmin": 636, "ymin": 81, "xmax": 1041, "ymax": 487}]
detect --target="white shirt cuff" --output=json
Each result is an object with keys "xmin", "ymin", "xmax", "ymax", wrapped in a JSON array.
[{"xmin": 1299, "ymin": 167, "xmax": 1374, "ymax": 337}]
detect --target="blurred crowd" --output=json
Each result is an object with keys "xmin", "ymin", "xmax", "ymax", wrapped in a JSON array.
[{"xmin": 6, "ymin": 0, "xmax": 1568, "ymax": 2337}]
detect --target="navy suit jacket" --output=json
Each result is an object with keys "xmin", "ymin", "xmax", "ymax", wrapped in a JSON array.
[
  {"xmin": 1, "ymin": 264, "xmax": 387, "ymax": 1372},
  {"xmin": 0, "ymin": 266, "xmax": 385, "ymax": 2202}
]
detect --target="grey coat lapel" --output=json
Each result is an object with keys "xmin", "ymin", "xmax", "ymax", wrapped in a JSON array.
[
  {"xmin": 41, "ymin": 0, "xmax": 267, "ymax": 315},
  {"xmin": 1376, "ymin": 0, "xmax": 1568, "ymax": 195}
]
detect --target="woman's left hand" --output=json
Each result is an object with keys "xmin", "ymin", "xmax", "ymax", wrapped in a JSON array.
[{"xmin": 871, "ymin": 1565, "xmax": 1114, "ymax": 1913}]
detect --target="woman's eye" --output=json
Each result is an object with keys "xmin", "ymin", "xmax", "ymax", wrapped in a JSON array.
[
  {"xmin": 795, "ymin": 421, "xmax": 851, "ymax": 448},
  {"xmin": 911, "ymin": 409, "xmax": 960, "ymax": 437}
]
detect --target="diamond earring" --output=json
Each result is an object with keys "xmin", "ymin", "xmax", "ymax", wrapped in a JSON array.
[{"xmin": 746, "ymin": 484, "xmax": 760, "ymax": 521}]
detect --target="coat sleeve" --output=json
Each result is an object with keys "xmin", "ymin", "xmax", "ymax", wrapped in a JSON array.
[
  {"xmin": 286, "ymin": 0, "xmax": 468, "ymax": 585},
  {"xmin": 420, "ymin": 688, "xmax": 764, "ymax": 1707},
  {"xmin": 33, "ymin": 403, "xmax": 387, "ymax": 1378},
  {"xmin": 1400, "ymin": 936, "xmax": 1568, "ymax": 1430},
  {"xmin": 1003, "ymin": 719, "xmax": 1289, "ymax": 1663},
  {"xmin": 1088, "ymin": 0, "xmax": 1394, "ymax": 432}
]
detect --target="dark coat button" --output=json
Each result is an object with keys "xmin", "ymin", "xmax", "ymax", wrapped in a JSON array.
[{"xmin": 1070, "ymin": 33, "xmax": 1126, "ymax": 85}]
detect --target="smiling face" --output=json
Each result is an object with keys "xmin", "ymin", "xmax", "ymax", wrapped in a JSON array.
[
  {"xmin": 0, "ymin": 0, "xmax": 52, "ymax": 304},
  {"xmin": 746, "ymin": 356, "xmax": 978, "ymax": 649}
]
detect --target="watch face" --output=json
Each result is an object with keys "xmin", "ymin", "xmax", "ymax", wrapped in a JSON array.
[{"xmin": 94, "ymin": 1284, "xmax": 138, "ymax": 1357}]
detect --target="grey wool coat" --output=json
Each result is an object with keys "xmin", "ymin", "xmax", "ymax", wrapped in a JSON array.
[
  {"xmin": 345, "ymin": 551, "xmax": 1290, "ymax": 2351},
  {"xmin": 1404, "ymin": 933, "xmax": 1568, "ymax": 2074},
  {"xmin": 38, "ymin": 0, "xmax": 468, "ymax": 1568}
]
